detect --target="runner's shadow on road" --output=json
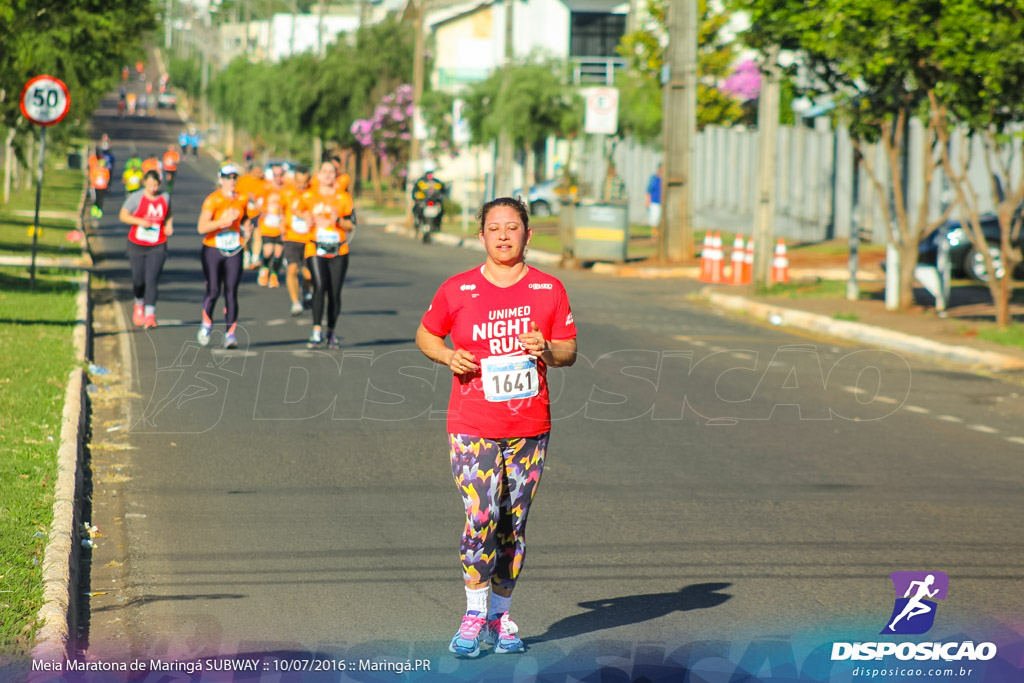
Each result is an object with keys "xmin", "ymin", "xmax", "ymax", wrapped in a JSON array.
[{"xmin": 525, "ymin": 582, "xmax": 732, "ymax": 645}]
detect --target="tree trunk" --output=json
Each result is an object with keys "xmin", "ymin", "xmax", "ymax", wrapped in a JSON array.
[
  {"xmin": 898, "ymin": 241, "xmax": 918, "ymax": 312},
  {"xmin": 523, "ymin": 145, "xmax": 534, "ymax": 214}
]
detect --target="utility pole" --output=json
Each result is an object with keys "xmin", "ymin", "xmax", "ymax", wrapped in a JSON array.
[
  {"xmin": 266, "ymin": 0, "xmax": 274, "ymax": 61},
  {"xmin": 290, "ymin": 0, "xmax": 297, "ymax": 56},
  {"xmin": 660, "ymin": 0, "xmax": 697, "ymax": 262},
  {"xmin": 318, "ymin": 0, "xmax": 326, "ymax": 57},
  {"xmin": 410, "ymin": 0, "xmax": 425, "ymax": 166},
  {"xmin": 165, "ymin": 0, "xmax": 173, "ymax": 49},
  {"xmin": 495, "ymin": 0, "xmax": 515, "ymax": 196},
  {"xmin": 752, "ymin": 46, "xmax": 781, "ymax": 287}
]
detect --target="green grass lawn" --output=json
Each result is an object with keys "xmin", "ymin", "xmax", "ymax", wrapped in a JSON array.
[
  {"xmin": 0, "ymin": 266, "xmax": 80, "ymax": 656},
  {"xmin": 0, "ymin": 156, "xmax": 85, "ymax": 259}
]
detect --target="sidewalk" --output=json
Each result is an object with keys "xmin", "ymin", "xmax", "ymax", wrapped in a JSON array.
[{"xmin": 373, "ymin": 212, "xmax": 1024, "ymax": 375}]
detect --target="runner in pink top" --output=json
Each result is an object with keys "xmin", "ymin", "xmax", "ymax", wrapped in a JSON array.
[{"xmin": 416, "ymin": 196, "xmax": 578, "ymax": 657}]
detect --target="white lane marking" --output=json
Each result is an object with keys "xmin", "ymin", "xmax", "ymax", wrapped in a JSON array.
[
  {"xmin": 709, "ymin": 345, "xmax": 727, "ymax": 352},
  {"xmin": 968, "ymin": 425, "xmax": 999, "ymax": 434},
  {"xmin": 842, "ymin": 385, "xmax": 866, "ymax": 394},
  {"xmin": 873, "ymin": 396, "xmax": 898, "ymax": 404},
  {"xmin": 903, "ymin": 405, "xmax": 930, "ymax": 414},
  {"xmin": 936, "ymin": 415, "xmax": 963, "ymax": 423},
  {"xmin": 266, "ymin": 319, "xmax": 286, "ymax": 326},
  {"xmin": 211, "ymin": 349, "xmax": 258, "ymax": 357},
  {"xmin": 1007, "ymin": 437, "xmax": 1024, "ymax": 446},
  {"xmin": 689, "ymin": 340, "xmax": 707, "ymax": 347},
  {"xmin": 732, "ymin": 352, "xmax": 754, "ymax": 360}
]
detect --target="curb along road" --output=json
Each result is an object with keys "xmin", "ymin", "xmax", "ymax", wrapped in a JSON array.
[
  {"xmin": 29, "ymin": 165, "xmax": 93, "ymax": 665},
  {"xmin": 378, "ymin": 217, "xmax": 1024, "ymax": 374},
  {"xmin": 30, "ymin": 275, "xmax": 90, "ymax": 665},
  {"xmin": 702, "ymin": 289, "xmax": 1024, "ymax": 373}
]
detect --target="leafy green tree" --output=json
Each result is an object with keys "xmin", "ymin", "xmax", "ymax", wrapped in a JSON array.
[
  {"xmin": 927, "ymin": 1, "xmax": 1024, "ymax": 328},
  {"xmin": 617, "ymin": 0, "xmax": 745, "ymax": 142},
  {"xmin": 738, "ymin": 0, "xmax": 953, "ymax": 311},
  {"xmin": 208, "ymin": 14, "xmax": 416, "ymax": 159},
  {"xmin": 169, "ymin": 57, "xmax": 202, "ymax": 100},
  {"xmin": 0, "ymin": 0, "xmax": 155, "ymax": 154},
  {"xmin": 462, "ymin": 59, "xmax": 582, "ymax": 195}
]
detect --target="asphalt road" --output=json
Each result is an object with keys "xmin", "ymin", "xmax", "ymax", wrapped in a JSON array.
[{"xmin": 78, "ymin": 92, "xmax": 1024, "ymax": 681}]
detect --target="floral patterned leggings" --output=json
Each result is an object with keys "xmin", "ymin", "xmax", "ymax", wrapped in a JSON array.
[{"xmin": 449, "ymin": 432, "xmax": 549, "ymax": 591}]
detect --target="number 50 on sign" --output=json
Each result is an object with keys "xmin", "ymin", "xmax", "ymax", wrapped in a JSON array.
[{"xmin": 20, "ymin": 75, "xmax": 71, "ymax": 126}]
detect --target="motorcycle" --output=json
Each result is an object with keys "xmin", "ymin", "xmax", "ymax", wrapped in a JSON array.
[{"xmin": 415, "ymin": 198, "xmax": 444, "ymax": 243}]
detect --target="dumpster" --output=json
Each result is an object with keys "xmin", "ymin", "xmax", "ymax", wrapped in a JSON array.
[{"xmin": 574, "ymin": 200, "xmax": 629, "ymax": 262}]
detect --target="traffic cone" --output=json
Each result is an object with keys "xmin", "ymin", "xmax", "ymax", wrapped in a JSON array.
[
  {"xmin": 709, "ymin": 232, "xmax": 725, "ymax": 283},
  {"xmin": 772, "ymin": 238, "xmax": 790, "ymax": 284},
  {"xmin": 730, "ymin": 235, "xmax": 746, "ymax": 285},
  {"xmin": 743, "ymin": 239, "xmax": 754, "ymax": 285},
  {"xmin": 699, "ymin": 232, "xmax": 713, "ymax": 283}
]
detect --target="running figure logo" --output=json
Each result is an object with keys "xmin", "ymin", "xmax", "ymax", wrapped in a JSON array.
[{"xmin": 881, "ymin": 571, "xmax": 949, "ymax": 635}]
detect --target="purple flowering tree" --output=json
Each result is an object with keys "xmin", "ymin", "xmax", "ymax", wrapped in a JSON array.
[
  {"xmin": 350, "ymin": 83, "xmax": 415, "ymax": 186},
  {"xmin": 722, "ymin": 59, "xmax": 762, "ymax": 102}
]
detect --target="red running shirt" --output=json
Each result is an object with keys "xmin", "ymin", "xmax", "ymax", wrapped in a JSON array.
[
  {"xmin": 123, "ymin": 191, "xmax": 172, "ymax": 246},
  {"xmin": 421, "ymin": 265, "xmax": 576, "ymax": 438}
]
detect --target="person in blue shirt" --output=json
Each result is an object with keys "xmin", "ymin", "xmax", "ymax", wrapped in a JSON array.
[
  {"xmin": 187, "ymin": 129, "xmax": 201, "ymax": 160},
  {"xmin": 646, "ymin": 163, "xmax": 662, "ymax": 235},
  {"xmin": 178, "ymin": 130, "xmax": 189, "ymax": 155}
]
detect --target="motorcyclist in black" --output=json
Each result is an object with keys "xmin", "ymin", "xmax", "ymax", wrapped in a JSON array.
[{"xmin": 411, "ymin": 169, "xmax": 448, "ymax": 231}]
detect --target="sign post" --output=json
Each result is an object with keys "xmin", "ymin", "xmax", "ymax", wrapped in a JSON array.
[{"xmin": 19, "ymin": 75, "xmax": 71, "ymax": 288}]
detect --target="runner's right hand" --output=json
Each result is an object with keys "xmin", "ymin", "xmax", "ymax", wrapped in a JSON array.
[{"xmin": 449, "ymin": 349, "xmax": 478, "ymax": 375}]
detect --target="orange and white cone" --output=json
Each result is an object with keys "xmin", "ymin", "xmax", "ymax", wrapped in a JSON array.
[
  {"xmin": 743, "ymin": 239, "xmax": 755, "ymax": 285},
  {"xmin": 730, "ymin": 235, "xmax": 746, "ymax": 285},
  {"xmin": 709, "ymin": 232, "xmax": 725, "ymax": 283},
  {"xmin": 699, "ymin": 231, "xmax": 713, "ymax": 283},
  {"xmin": 771, "ymin": 238, "xmax": 790, "ymax": 284}
]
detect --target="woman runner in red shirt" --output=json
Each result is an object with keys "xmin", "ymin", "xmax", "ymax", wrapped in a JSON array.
[
  {"xmin": 119, "ymin": 170, "xmax": 173, "ymax": 329},
  {"xmin": 416, "ymin": 196, "xmax": 578, "ymax": 657}
]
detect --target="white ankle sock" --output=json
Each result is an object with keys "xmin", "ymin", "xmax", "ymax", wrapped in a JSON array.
[
  {"xmin": 144, "ymin": 305, "xmax": 155, "ymax": 316},
  {"xmin": 465, "ymin": 586, "xmax": 488, "ymax": 615},
  {"xmin": 135, "ymin": 298, "xmax": 144, "ymax": 307},
  {"xmin": 489, "ymin": 591, "xmax": 511, "ymax": 619}
]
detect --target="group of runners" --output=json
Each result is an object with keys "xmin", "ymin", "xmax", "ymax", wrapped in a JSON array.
[
  {"xmin": 118, "ymin": 149, "xmax": 356, "ymax": 350},
  {"xmin": 116, "ymin": 133, "xmax": 578, "ymax": 657}
]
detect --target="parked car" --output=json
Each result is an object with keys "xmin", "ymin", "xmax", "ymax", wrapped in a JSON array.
[
  {"xmin": 263, "ymin": 159, "xmax": 302, "ymax": 179},
  {"xmin": 511, "ymin": 179, "xmax": 576, "ymax": 217},
  {"xmin": 156, "ymin": 92, "xmax": 177, "ymax": 109},
  {"xmin": 918, "ymin": 213, "xmax": 1024, "ymax": 281}
]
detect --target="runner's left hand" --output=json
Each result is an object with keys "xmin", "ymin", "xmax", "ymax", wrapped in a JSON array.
[{"xmin": 518, "ymin": 321, "xmax": 547, "ymax": 358}]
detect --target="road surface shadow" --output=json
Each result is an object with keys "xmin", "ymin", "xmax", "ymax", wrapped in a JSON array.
[{"xmin": 526, "ymin": 582, "xmax": 732, "ymax": 644}]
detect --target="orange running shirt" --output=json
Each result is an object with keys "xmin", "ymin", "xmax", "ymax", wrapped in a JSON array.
[
  {"xmin": 259, "ymin": 183, "xmax": 291, "ymax": 237},
  {"xmin": 200, "ymin": 190, "xmax": 251, "ymax": 250},
  {"xmin": 90, "ymin": 167, "xmax": 110, "ymax": 190},
  {"xmin": 285, "ymin": 188, "xmax": 314, "ymax": 243},
  {"xmin": 236, "ymin": 175, "xmax": 268, "ymax": 215},
  {"xmin": 163, "ymin": 150, "xmax": 180, "ymax": 171},
  {"xmin": 303, "ymin": 189, "xmax": 354, "ymax": 259},
  {"xmin": 141, "ymin": 157, "xmax": 161, "ymax": 176}
]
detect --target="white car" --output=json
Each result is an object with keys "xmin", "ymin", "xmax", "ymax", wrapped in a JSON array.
[{"xmin": 510, "ymin": 179, "xmax": 574, "ymax": 217}]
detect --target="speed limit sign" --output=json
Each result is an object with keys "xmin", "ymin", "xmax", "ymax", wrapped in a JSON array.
[{"xmin": 20, "ymin": 75, "xmax": 71, "ymax": 127}]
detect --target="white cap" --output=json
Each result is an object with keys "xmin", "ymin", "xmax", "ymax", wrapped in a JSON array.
[{"xmin": 219, "ymin": 164, "xmax": 239, "ymax": 176}]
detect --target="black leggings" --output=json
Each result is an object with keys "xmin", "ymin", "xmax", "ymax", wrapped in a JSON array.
[
  {"xmin": 201, "ymin": 245, "xmax": 244, "ymax": 331},
  {"xmin": 310, "ymin": 253, "xmax": 349, "ymax": 331},
  {"xmin": 127, "ymin": 241, "xmax": 167, "ymax": 307}
]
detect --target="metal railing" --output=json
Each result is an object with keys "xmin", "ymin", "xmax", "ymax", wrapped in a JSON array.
[{"xmin": 571, "ymin": 56, "xmax": 626, "ymax": 86}]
